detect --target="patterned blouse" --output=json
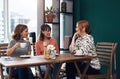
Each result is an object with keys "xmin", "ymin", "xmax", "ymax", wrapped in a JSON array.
[{"xmin": 73, "ymin": 34, "xmax": 100, "ymax": 70}]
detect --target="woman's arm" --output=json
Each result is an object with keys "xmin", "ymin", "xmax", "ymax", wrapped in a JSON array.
[
  {"xmin": 35, "ymin": 41, "xmax": 42, "ymax": 55},
  {"xmin": 69, "ymin": 32, "xmax": 79, "ymax": 53},
  {"xmin": 7, "ymin": 43, "xmax": 20, "ymax": 56},
  {"xmin": 69, "ymin": 40, "xmax": 75, "ymax": 53}
]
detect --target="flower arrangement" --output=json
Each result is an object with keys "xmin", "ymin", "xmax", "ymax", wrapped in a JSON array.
[
  {"xmin": 47, "ymin": 45, "xmax": 56, "ymax": 53},
  {"xmin": 47, "ymin": 45, "xmax": 56, "ymax": 59}
]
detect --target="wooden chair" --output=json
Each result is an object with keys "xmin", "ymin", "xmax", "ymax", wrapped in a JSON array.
[
  {"xmin": 0, "ymin": 43, "xmax": 8, "ymax": 56},
  {"xmin": 0, "ymin": 43, "xmax": 19, "ymax": 79},
  {"xmin": 87, "ymin": 42, "xmax": 117, "ymax": 79},
  {"xmin": 32, "ymin": 43, "xmax": 36, "ymax": 56}
]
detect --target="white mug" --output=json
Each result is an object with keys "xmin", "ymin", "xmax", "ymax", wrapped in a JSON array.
[{"xmin": 20, "ymin": 43, "xmax": 26, "ymax": 48}]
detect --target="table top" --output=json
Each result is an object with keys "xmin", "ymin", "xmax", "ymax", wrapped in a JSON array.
[
  {"xmin": 0, "ymin": 53, "xmax": 95, "ymax": 67},
  {"xmin": 0, "ymin": 55, "xmax": 55, "ymax": 67}
]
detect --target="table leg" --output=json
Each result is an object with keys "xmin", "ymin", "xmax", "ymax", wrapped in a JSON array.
[
  {"xmin": 8, "ymin": 67, "xmax": 13, "ymax": 79},
  {"xmin": 44, "ymin": 64, "xmax": 51, "ymax": 79},
  {"xmin": 74, "ymin": 60, "xmax": 91, "ymax": 79},
  {"xmin": 0, "ymin": 65, "xmax": 3, "ymax": 79},
  {"xmin": 81, "ymin": 60, "xmax": 91, "ymax": 79},
  {"xmin": 37, "ymin": 66, "xmax": 43, "ymax": 79},
  {"xmin": 54, "ymin": 62, "xmax": 63, "ymax": 79},
  {"xmin": 73, "ymin": 61, "xmax": 82, "ymax": 78}
]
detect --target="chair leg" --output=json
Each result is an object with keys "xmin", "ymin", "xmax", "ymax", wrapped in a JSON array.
[{"xmin": 112, "ymin": 73, "xmax": 116, "ymax": 79}]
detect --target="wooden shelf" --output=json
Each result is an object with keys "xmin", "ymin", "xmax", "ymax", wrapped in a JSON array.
[
  {"xmin": 60, "ymin": 12, "xmax": 73, "ymax": 15},
  {"xmin": 44, "ymin": 22, "xmax": 60, "ymax": 24}
]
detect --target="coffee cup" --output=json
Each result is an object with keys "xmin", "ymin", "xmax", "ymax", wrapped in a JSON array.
[{"xmin": 20, "ymin": 43, "xmax": 26, "ymax": 48}]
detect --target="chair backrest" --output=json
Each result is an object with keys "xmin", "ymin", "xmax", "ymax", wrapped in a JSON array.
[
  {"xmin": 32, "ymin": 43, "xmax": 36, "ymax": 56},
  {"xmin": 96, "ymin": 42, "xmax": 117, "ymax": 77},
  {"xmin": 29, "ymin": 32, "xmax": 36, "ymax": 44},
  {"xmin": 0, "ymin": 43, "xmax": 8, "ymax": 56}
]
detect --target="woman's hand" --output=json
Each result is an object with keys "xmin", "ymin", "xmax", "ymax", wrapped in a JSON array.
[
  {"xmin": 69, "ymin": 45, "xmax": 75, "ymax": 53},
  {"xmin": 7, "ymin": 43, "xmax": 20, "ymax": 56},
  {"xmin": 69, "ymin": 32, "xmax": 79, "ymax": 53},
  {"xmin": 13, "ymin": 43, "xmax": 20, "ymax": 49},
  {"xmin": 72, "ymin": 32, "xmax": 79, "ymax": 40}
]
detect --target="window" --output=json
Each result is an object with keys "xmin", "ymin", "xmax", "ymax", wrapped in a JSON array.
[
  {"xmin": 0, "ymin": 0, "xmax": 4, "ymax": 42},
  {"xmin": 0, "ymin": 0, "xmax": 37, "ymax": 43}
]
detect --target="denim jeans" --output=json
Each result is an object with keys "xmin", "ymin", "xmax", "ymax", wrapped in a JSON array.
[{"xmin": 7, "ymin": 67, "xmax": 34, "ymax": 79}]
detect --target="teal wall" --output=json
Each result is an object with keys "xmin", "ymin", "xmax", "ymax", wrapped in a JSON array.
[{"xmin": 74, "ymin": 0, "xmax": 120, "ymax": 79}]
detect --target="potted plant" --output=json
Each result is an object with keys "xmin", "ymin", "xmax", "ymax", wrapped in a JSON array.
[{"xmin": 45, "ymin": 6, "xmax": 56, "ymax": 22}]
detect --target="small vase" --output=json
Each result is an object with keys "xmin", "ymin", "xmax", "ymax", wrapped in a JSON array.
[
  {"xmin": 46, "ymin": 14, "xmax": 54, "ymax": 22},
  {"xmin": 44, "ymin": 46, "xmax": 50, "ymax": 59},
  {"xmin": 50, "ymin": 50, "xmax": 56, "ymax": 59},
  {"xmin": 61, "ymin": 2, "xmax": 67, "ymax": 12}
]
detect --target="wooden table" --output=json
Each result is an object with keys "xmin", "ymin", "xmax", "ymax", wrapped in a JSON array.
[
  {"xmin": 0, "ymin": 54, "xmax": 95, "ymax": 79},
  {"xmin": 0, "ymin": 56, "xmax": 58, "ymax": 79}
]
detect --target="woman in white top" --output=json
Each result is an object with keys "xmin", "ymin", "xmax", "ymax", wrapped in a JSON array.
[{"xmin": 66, "ymin": 20, "xmax": 100, "ymax": 79}]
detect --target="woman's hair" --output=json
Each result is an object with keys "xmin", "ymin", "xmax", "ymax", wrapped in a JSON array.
[
  {"xmin": 77, "ymin": 20, "xmax": 91, "ymax": 34},
  {"xmin": 39, "ymin": 24, "xmax": 51, "ymax": 41},
  {"xmin": 12, "ymin": 24, "xmax": 28, "ymax": 41}
]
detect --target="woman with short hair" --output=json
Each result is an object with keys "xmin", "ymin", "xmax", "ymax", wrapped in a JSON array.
[{"xmin": 66, "ymin": 20, "xmax": 100, "ymax": 79}]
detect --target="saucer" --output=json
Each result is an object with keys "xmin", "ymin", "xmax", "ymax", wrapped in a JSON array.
[
  {"xmin": 74, "ymin": 53, "xmax": 84, "ymax": 57},
  {"xmin": 20, "ymin": 55, "xmax": 31, "ymax": 58}
]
